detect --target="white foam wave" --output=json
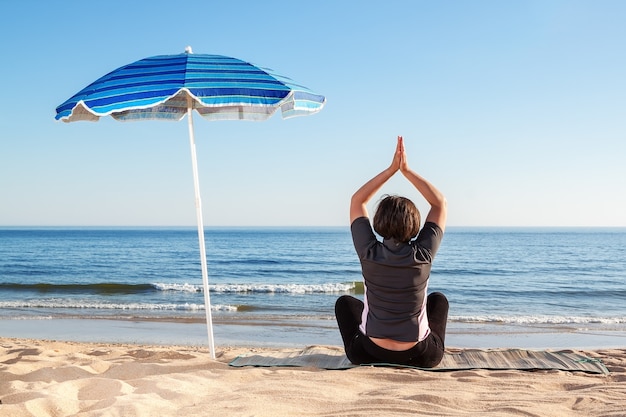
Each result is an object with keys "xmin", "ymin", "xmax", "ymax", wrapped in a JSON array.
[
  {"xmin": 152, "ymin": 283, "xmax": 201, "ymax": 292},
  {"xmin": 152, "ymin": 282, "xmax": 356, "ymax": 294},
  {"xmin": 452, "ymin": 315, "xmax": 626, "ymax": 325},
  {"xmin": 4, "ymin": 299, "xmax": 622, "ymax": 325},
  {"xmin": 211, "ymin": 282, "xmax": 355, "ymax": 294},
  {"xmin": 0, "ymin": 300, "xmax": 236, "ymax": 312}
]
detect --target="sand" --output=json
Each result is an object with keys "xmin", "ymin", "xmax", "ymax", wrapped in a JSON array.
[{"xmin": 1, "ymin": 337, "xmax": 625, "ymax": 417}]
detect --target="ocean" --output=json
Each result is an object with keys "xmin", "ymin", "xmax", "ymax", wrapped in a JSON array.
[{"xmin": 1, "ymin": 227, "xmax": 625, "ymax": 349}]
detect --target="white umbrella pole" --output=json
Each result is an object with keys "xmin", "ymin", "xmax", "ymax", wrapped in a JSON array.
[{"xmin": 186, "ymin": 103, "xmax": 216, "ymax": 359}]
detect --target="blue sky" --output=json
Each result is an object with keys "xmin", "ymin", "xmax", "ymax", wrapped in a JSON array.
[{"xmin": 1, "ymin": 1, "xmax": 624, "ymax": 227}]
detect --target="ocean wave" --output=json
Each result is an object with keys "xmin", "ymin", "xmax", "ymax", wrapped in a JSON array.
[
  {"xmin": 2, "ymin": 298, "xmax": 625, "ymax": 326},
  {"xmin": 210, "ymin": 283, "xmax": 356, "ymax": 294},
  {"xmin": 0, "ymin": 282, "xmax": 155, "ymax": 294},
  {"xmin": 153, "ymin": 282, "xmax": 358, "ymax": 294},
  {"xmin": 451, "ymin": 315, "xmax": 626, "ymax": 325},
  {"xmin": 1, "ymin": 281, "xmax": 360, "ymax": 295},
  {"xmin": 0, "ymin": 300, "xmax": 237, "ymax": 312},
  {"xmin": 152, "ymin": 283, "xmax": 201, "ymax": 292}
]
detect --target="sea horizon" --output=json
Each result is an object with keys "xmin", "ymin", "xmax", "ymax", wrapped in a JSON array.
[{"xmin": 2, "ymin": 225, "xmax": 626, "ymax": 233}]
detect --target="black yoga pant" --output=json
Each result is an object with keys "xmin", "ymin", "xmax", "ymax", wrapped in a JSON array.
[{"xmin": 334, "ymin": 292, "xmax": 449, "ymax": 368}]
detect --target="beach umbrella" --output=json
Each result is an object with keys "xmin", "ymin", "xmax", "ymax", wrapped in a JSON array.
[{"xmin": 55, "ymin": 46, "xmax": 326, "ymax": 359}]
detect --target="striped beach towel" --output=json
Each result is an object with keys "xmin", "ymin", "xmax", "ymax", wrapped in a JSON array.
[{"xmin": 229, "ymin": 345, "xmax": 609, "ymax": 374}]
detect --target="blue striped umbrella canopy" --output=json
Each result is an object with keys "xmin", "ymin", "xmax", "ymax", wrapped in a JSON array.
[
  {"xmin": 55, "ymin": 47, "xmax": 325, "ymax": 122},
  {"xmin": 55, "ymin": 48, "xmax": 325, "ymax": 359}
]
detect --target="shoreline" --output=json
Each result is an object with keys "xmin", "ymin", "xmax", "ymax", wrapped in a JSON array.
[{"xmin": 2, "ymin": 316, "xmax": 625, "ymax": 351}]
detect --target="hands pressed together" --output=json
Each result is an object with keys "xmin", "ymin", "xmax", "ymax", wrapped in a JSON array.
[{"xmin": 390, "ymin": 135, "xmax": 409, "ymax": 174}]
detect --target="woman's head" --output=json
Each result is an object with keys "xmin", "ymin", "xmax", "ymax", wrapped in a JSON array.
[{"xmin": 373, "ymin": 195, "xmax": 421, "ymax": 243}]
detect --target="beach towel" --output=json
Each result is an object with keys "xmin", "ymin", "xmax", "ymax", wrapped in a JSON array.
[{"xmin": 229, "ymin": 345, "xmax": 609, "ymax": 374}]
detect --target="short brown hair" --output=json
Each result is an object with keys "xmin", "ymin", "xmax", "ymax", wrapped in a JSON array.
[{"xmin": 373, "ymin": 195, "xmax": 421, "ymax": 243}]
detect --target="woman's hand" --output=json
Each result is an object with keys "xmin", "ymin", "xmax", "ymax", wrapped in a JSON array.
[{"xmin": 390, "ymin": 135, "xmax": 406, "ymax": 173}]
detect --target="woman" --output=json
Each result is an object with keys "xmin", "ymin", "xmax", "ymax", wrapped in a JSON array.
[{"xmin": 335, "ymin": 136, "xmax": 449, "ymax": 368}]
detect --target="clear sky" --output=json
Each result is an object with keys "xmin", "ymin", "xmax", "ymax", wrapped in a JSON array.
[{"xmin": 1, "ymin": 1, "xmax": 625, "ymax": 227}]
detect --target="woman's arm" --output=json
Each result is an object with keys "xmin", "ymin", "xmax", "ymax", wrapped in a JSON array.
[
  {"xmin": 349, "ymin": 137, "xmax": 403, "ymax": 223},
  {"xmin": 398, "ymin": 137, "xmax": 447, "ymax": 232}
]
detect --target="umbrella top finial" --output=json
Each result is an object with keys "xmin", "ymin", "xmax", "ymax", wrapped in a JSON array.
[{"xmin": 185, "ymin": 46, "xmax": 193, "ymax": 54}]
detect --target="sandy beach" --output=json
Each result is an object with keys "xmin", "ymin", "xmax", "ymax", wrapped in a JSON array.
[{"xmin": 1, "ymin": 337, "xmax": 625, "ymax": 417}]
